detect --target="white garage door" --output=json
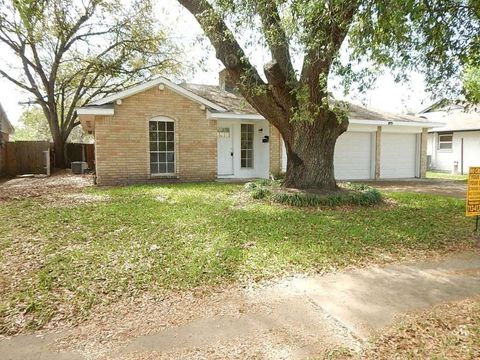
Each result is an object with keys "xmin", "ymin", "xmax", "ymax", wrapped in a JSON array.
[
  {"xmin": 334, "ymin": 132, "xmax": 373, "ymax": 180},
  {"xmin": 381, "ymin": 133, "xmax": 417, "ymax": 178}
]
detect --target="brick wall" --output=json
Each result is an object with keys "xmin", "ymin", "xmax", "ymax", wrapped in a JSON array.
[
  {"xmin": 269, "ymin": 125, "xmax": 281, "ymax": 175},
  {"xmin": 0, "ymin": 132, "xmax": 8, "ymax": 176},
  {"xmin": 94, "ymin": 87, "xmax": 217, "ymax": 185}
]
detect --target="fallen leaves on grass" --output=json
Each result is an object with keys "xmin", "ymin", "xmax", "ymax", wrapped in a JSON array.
[{"xmin": 362, "ymin": 297, "xmax": 480, "ymax": 359}]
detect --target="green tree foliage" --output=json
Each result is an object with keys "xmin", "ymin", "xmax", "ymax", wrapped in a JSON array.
[
  {"xmin": 13, "ymin": 106, "xmax": 93, "ymax": 143},
  {"xmin": 464, "ymin": 66, "xmax": 480, "ymax": 104},
  {"xmin": 12, "ymin": 107, "xmax": 50, "ymax": 141},
  {"xmin": 0, "ymin": 0, "xmax": 183, "ymax": 167},
  {"xmin": 178, "ymin": 0, "xmax": 479, "ymax": 189}
]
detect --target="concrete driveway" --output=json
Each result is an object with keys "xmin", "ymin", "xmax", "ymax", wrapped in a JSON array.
[{"xmin": 359, "ymin": 179, "xmax": 467, "ymax": 199}]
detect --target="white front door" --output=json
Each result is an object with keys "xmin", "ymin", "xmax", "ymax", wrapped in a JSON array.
[{"xmin": 217, "ymin": 125, "xmax": 234, "ymax": 176}]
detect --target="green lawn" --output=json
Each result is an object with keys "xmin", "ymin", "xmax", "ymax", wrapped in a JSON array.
[
  {"xmin": 426, "ymin": 171, "xmax": 468, "ymax": 181},
  {"xmin": 0, "ymin": 183, "xmax": 476, "ymax": 334}
]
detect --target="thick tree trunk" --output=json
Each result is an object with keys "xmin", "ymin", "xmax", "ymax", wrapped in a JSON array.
[
  {"xmin": 280, "ymin": 115, "xmax": 348, "ymax": 190},
  {"xmin": 53, "ymin": 136, "xmax": 67, "ymax": 169}
]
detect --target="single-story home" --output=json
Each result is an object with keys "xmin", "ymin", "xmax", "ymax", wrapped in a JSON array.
[
  {"xmin": 419, "ymin": 99, "xmax": 480, "ymax": 174},
  {"xmin": 77, "ymin": 71, "xmax": 440, "ymax": 185},
  {"xmin": 0, "ymin": 102, "xmax": 14, "ymax": 175}
]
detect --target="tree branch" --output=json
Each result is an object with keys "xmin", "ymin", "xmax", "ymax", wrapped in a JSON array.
[
  {"xmin": 178, "ymin": 0, "xmax": 288, "ymax": 128},
  {"xmin": 300, "ymin": 1, "xmax": 359, "ymax": 105},
  {"xmin": 256, "ymin": 1, "xmax": 295, "ymax": 83}
]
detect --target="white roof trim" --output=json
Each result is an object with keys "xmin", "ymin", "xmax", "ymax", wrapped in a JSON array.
[
  {"xmin": 207, "ymin": 111, "xmax": 265, "ymax": 120},
  {"xmin": 89, "ymin": 77, "xmax": 226, "ymax": 112},
  {"xmin": 417, "ymin": 99, "xmax": 445, "ymax": 114},
  {"xmin": 76, "ymin": 108, "xmax": 115, "ymax": 116},
  {"xmin": 349, "ymin": 119, "xmax": 444, "ymax": 128},
  {"xmin": 207, "ymin": 112, "xmax": 443, "ymax": 127}
]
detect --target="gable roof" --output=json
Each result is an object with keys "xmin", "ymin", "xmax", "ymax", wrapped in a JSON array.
[
  {"xmin": 78, "ymin": 77, "xmax": 440, "ymax": 127},
  {"xmin": 0, "ymin": 102, "xmax": 14, "ymax": 134},
  {"xmin": 417, "ymin": 98, "xmax": 465, "ymax": 114},
  {"xmin": 420, "ymin": 108, "xmax": 480, "ymax": 132},
  {"xmin": 89, "ymin": 77, "xmax": 226, "ymax": 112}
]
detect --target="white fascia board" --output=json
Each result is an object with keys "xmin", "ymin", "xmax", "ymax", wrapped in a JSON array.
[
  {"xmin": 89, "ymin": 78, "xmax": 226, "ymax": 112},
  {"xmin": 207, "ymin": 112, "xmax": 444, "ymax": 127},
  {"xmin": 350, "ymin": 119, "xmax": 444, "ymax": 128},
  {"xmin": 349, "ymin": 119, "xmax": 388, "ymax": 126},
  {"xmin": 390, "ymin": 120, "xmax": 445, "ymax": 128},
  {"xmin": 76, "ymin": 108, "xmax": 115, "ymax": 116},
  {"xmin": 207, "ymin": 111, "xmax": 265, "ymax": 120}
]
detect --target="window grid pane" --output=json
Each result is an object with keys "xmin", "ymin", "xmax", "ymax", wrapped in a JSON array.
[
  {"xmin": 438, "ymin": 133, "xmax": 453, "ymax": 150},
  {"xmin": 241, "ymin": 124, "xmax": 254, "ymax": 168},
  {"xmin": 149, "ymin": 120, "xmax": 175, "ymax": 174}
]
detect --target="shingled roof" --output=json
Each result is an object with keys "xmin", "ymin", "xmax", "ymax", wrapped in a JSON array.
[
  {"xmin": 420, "ymin": 107, "xmax": 480, "ymax": 132},
  {"xmin": 181, "ymin": 83, "xmax": 424, "ymax": 123},
  {"xmin": 180, "ymin": 83, "xmax": 258, "ymax": 114}
]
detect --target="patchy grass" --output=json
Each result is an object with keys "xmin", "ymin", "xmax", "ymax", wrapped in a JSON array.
[
  {"xmin": 362, "ymin": 297, "xmax": 480, "ymax": 359},
  {"xmin": 0, "ymin": 182, "xmax": 477, "ymax": 334},
  {"xmin": 426, "ymin": 171, "xmax": 468, "ymax": 181}
]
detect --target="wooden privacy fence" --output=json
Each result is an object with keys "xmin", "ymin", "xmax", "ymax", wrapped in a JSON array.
[
  {"xmin": 5, "ymin": 141, "xmax": 50, "ymax": 176},
  {"xmin": 65, "ymin": 143, "xmax": 95, "ymax": 169}
]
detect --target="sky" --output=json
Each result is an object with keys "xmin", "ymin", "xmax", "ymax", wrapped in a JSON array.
[{"xmin": 0, "ymin": 0, "xmax": 433, "ymax": 127}]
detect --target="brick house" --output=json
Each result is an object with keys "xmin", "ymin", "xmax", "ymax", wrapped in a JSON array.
[
  {"xmin": 0, "ymin": 102, "xmax": 14, "ymax": 176},
  {"xmin": 77, "ymin": 72, "xmax": 441, "ymax": 185}
]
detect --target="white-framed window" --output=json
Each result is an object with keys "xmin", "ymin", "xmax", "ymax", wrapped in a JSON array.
[
  {"xmin": 149, "ymin": 118, "xmax": 175, "ymax": 175},
  {"xmin": 241, "ymin": 124, "xmax": 254, "ymax": 168},
  {"xmin": 438, "ymin": 133, "xmax": 453, "ymax": 150},
  {"xmin": 217, "ymin": 127, "xmax": 231, "ymax": 138}
]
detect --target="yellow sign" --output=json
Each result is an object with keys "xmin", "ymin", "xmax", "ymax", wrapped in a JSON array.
[{"xmin": 466, "ymin": 167, "xmax": 480, "ymax": 217}]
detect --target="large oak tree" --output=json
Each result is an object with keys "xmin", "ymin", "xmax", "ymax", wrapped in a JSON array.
[
  {"xmin": 178, "ymin": 0, "xmax": 479, "ymax": 189},
  {"xmin": 0, "ymin": 0, "xmax": 182, "ymax": 167}
]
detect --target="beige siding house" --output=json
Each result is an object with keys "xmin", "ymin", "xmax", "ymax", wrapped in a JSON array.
[
  {"xmin": 0, "ymin": 102, "xmax": 14, "ymax": 176},
  {"xmin": 77, "ymin": 72, "xmax": 440, "ymax": 186}
]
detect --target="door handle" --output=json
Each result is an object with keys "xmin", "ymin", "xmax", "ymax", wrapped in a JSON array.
[{"xmin": 230, "ymin": 152, "xmax": 234, "ymax": 156}]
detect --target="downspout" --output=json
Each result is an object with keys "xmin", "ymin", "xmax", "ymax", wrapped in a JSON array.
[{"xmin": 461, "ymin": 138, "xmax": 464, "ymax": 175}]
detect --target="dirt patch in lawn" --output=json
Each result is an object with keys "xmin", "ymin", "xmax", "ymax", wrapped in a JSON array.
[{"xmin": 0, "ymin": 170, "xmax": 93, "ymax": 202}]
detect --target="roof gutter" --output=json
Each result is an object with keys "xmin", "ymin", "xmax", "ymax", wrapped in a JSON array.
[
  {"xmin": 429, "ymin": 128, "xmax": 480, "ymax": 133},
  {"xmin": 208, "ymin": 111, "xmax": 444, "ymax": 127},
  {"xmin": 350, "ymin": 119, "xmax": 445, "ymax": 128}
]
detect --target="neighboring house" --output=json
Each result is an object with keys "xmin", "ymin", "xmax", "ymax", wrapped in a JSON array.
[
  {"xmin": 419, "ymin": 99, "xmax": 480, "ymax": 174},
  {"xmin": 0, "ymin": 102, "xmax": 14, "ymax": 176},
  {"xmin": 77, "ymin": 70, "xmax": 440, "ymax": 185}
]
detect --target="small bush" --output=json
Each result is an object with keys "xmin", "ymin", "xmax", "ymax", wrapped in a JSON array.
[
  {"xmin": 244, "ymin": 182, "xmax": 258, "ymax": 191},
  {"xmin": 251, "ymin": 187, "xmax": 271, "ymax": 199},
  {"xmin": 255, "ymin": 178, "xmax": 281, "ymax": 187}
]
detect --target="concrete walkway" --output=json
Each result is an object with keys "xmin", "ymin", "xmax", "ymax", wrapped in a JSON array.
[{"xmin": 1, "ymin": 252, "xmax": 479, "ymax": 359}]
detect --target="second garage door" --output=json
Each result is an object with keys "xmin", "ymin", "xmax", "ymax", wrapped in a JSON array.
[
  {"xmin": 381, "ymin": 133, "xmax": 417, "ymax": 178},
  {"xmin": 334, "ymin": 132, "xmax": 373, "ymax": 180}
]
